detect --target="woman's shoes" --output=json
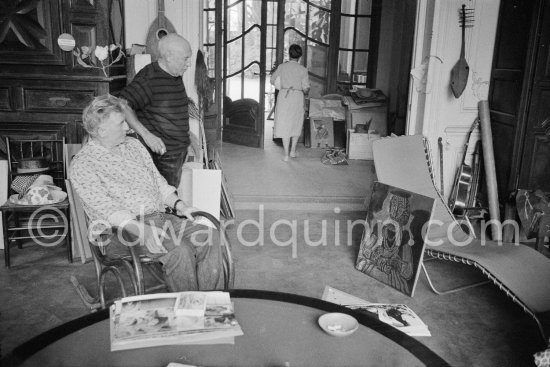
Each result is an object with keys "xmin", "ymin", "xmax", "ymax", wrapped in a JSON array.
[{"xmin": 289, "ymin": 152, "xmax": 297, "ymax": 158}]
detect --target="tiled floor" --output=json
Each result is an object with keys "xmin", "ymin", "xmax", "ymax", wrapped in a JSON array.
[{"xmin": 221, "ymin": 140, "xmax": 374, "ymax": 210}]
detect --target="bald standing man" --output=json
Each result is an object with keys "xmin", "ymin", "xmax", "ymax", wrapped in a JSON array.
[{"xmin": 119, "ymin": 34, "xmax": 194, "ymax": 187}]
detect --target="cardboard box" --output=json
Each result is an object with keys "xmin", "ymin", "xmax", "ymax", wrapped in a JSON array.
[
  {"xmin": 346, "ymin": 129, "xmax": 381, "ymax": 160},
  {"xmin": 347, "ymin": 105, "xmax": 387, "ymax": 136}
]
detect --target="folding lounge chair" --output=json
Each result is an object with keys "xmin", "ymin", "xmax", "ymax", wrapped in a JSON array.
[{"xmin": 372, "ymin": 135, "xmax": 550, "ymax": 340}]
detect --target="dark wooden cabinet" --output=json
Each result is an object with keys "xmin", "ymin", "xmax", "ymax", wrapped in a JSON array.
[
  {"xmin": 0, "ymin": 0, "xmax": 126, "ymax": 144},
  {"xmin": 489, "ymin": 0, "xmax": 550, "ymax": 240}
]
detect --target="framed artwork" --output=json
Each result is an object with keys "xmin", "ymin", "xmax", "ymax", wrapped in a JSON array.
[
  {"xmin": 310, "ymin": 117, "xmax": 334, "ymax": 148},
  {"xmin": 356, "ymin": 182, "xmax": 435, "ymax": 297}
]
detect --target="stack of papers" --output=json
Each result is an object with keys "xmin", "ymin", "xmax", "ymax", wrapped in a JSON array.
[
  {"xmin": 322, "ymin": 286, "xmax": 430, "ymax": 337},
  {"xmin": 110, "ymin": 291, "xmax": 243, "ymax": 351}
]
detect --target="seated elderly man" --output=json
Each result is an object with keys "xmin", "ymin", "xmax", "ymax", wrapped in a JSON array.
[{"xmin": 70, "ymin": 94, "xmax": 223, "ymax": 292}]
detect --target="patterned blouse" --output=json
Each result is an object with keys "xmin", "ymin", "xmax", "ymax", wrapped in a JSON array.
[{"xmin": 70, "ymin": 137, "xmax": 175, "ymax": 239}]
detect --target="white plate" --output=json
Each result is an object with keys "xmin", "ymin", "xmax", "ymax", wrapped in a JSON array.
[{"xmin": 318, "ymin": 313, "xmax": 359, "ymax": 337}]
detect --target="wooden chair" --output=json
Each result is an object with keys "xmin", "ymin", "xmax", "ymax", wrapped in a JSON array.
[
  {"xmin": 67, "ymin": 181, "xmax": 235, "ymax": 310},
  {"xmin": 1, "ymin": 137, "xmax": 71, "ymax": 267}
]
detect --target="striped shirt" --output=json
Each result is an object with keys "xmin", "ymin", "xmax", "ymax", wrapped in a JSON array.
[{"xmin": 119, "ymin": 62, "xmax": 190, "ymax": 154}]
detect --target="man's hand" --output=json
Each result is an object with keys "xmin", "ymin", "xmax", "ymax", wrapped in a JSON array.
[
  {"xmin": 175, "ymin": 200, "xmax": 200, "ymax": 221},
  {"xmin": 143, "ymin": 132, "xmax": 166, "ymax": 155}
]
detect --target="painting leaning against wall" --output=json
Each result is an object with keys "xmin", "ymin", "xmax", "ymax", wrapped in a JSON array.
[{"xmin": 356, "ymin": 182, "xmax": 435, "ymax": 297}]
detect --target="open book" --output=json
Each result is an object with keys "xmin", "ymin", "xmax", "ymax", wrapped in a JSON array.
[
  {"xmin": 110, "ymin": 291, "xmax": 243, "ymax": 351},
  {"xmin": 322, "ymin": 286, "xmax": 430, "ymax": 337}
]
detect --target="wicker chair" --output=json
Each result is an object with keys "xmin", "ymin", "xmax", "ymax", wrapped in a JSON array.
[{"xmin": 67, "ymin": 181, "xmax": 234, "ymax": 310}]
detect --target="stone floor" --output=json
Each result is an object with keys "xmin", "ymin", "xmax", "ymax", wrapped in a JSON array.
[{"xmin": 0, "ymin": 141, "xmax": 549, "ymax": 366}]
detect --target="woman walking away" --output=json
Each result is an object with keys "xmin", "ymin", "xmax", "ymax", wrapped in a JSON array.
[{"xmin": 270, "ymin": 44, "xmax": 310, "ymax": 161}]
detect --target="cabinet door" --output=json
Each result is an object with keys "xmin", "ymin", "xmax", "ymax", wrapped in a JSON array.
[
  {"xmin": 0, "ymin": 0, "xmax": 64, "ymax": 65},
  {"xmin": 488, "ymin": 0, "xmax": 535, "ymax": 200},
  {"xmin": 518, "ymin": 1, "xmax": 550, "ymax": 191}
]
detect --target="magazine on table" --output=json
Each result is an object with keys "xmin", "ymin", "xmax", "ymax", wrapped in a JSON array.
[
  {"xmin": 110, "ymin": 291, "xmax": 243, "ymax": 351},
  {"xmin": 322, "ymin": 285, "xmax": 430, "ymax": 337}
]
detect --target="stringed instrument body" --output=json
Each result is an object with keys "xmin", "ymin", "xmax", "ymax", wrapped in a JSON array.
[
  {"xmin": 145, "ymin": 0, "xmax": 176, "ymax": 62},
  {"xmin": 449, "ymin": 119, "xmax": 479, "ymax": 216},
  {"xmin": 450, "ymin": 4, "xmax": 474, "ymax": 98}
]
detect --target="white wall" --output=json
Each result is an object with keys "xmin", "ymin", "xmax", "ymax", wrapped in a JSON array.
[{"xmin": 408, "ymin": 0, "xmax": 500, "ymax": 198}]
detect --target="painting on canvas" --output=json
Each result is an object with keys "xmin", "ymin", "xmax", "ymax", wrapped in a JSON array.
[
  {"xmin": 310, "ymin": 117, "xmax": 334, "ymax": 148},
  {"xmin": 355, "ymin": 182, "xmax": 435, "ymax": 296}
]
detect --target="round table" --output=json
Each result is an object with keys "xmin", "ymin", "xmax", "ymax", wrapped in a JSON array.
[{"xmin": 3, "ymin": 289, "xmax": 449, "ymax": 367}]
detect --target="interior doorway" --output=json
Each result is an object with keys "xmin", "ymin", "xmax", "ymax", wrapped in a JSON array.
[
  {"xmin": 203, "ymin": 0, "xmax": 388, "ymax": 150},
  {"xmin": 202, "ymin": 0, "xmax": 274, "ymax": 148}
]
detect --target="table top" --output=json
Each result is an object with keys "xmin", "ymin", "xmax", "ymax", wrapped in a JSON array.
[{"xmin": 3, "ymin": 290, "xmax": 449, "ymax": 367}]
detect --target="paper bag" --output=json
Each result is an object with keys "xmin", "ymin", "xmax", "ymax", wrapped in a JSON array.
[{"xmin": 178, "ymin": 166, "xmax": 222, "ymax": 227}]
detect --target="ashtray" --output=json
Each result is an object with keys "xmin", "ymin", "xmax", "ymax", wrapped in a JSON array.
[{"xmin": 318, "ymin": 313, "xmax": 359, "ymax": 337}]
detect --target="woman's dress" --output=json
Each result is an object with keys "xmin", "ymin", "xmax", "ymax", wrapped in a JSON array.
[{"xmin": 270, "ymin": 60, "xmax": 310, "ymax": 138}]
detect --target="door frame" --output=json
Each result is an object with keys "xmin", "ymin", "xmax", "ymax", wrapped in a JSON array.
[{"xmin": 216, "ymin": 0, "xmax": 268, "ymax": 148}]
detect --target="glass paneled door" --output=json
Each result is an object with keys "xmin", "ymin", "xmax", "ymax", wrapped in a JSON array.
[
  {"xmin": 205, "ymin": 0, "xmax": 381, "ymax": 147},
  {"xmin": 221, "ymin": 0, "xmax": 273, "ymax": 148}
]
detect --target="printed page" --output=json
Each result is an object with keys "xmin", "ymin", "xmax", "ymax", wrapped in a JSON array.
[
  {"xmin": 111, "ymin": 292, "xmax": 243, "ymax": 351},
  {"xmin": 321, "ymin": 285, "xmax": 372, "ymax": 307}
]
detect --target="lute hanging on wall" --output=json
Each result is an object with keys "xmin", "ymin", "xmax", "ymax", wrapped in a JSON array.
[
  {"xmin": 450, "ymin": 4, "xmax": 474, "ymax": 98},
  {"xmin": 145, "ymin": 0, "xmax": 177, "ymax": 62}
]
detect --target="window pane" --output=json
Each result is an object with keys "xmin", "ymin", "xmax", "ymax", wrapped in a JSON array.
[
  {"xmin": 244, "ymin": 26, "xmax": 261, "ymax": 66},
  {"xmin": 341, "ymin": 0, "xmax": 355, "ymax": 14},
  {"xmin": 338, "ymin": 50, "xmax": 353, "ymax": 82},
  {"xmin": 226, "ymin": 69, "xmax": 259, "ymax": 101},
  {"xmin": 244, "ymin": 64, "xmax": 260, "ymax": 100},
  {"xmin": 226, "ymin": 73, "xmax": 242, "ymax": 101},
  {"xmin": 285, "ymin": 0, "xmax": 306, "ymax": 34},
  {"xmin": 342, "ymin": 0, "xmax": 371, "ymax": 14},
  {"xmin": 204, "ymin": 45, "xmax": 216, "ymax": 76},
  {"xmin": 354, "ymin": 50, "xmax": 369, "ymax": 75},
  {"xmin": 266, "ymin": 26, "xmax": 275, "ymax": 49},
  {"xmin": 309, "ymin": 4, "xmax": 330, "ymax": 43},
  {"xmin": 265, "ymin": 48, "xmax": 276, "ymax": 72},
  {"xmin": 244, "ymin": 0, "xmax": 261, "ymax": 29},
  {"xmin": 267, "ymin": 0, "xmax": 277, "ymax": 22},
  {"xmin": 357, "ymin": 0, "xmax": 372, "ymax": 15},
  {"xmin": 227, "ymin": 1, "xmax": 243, "ymax": 39},
  {"xmin": 355, "ymin": 17, "xmax": 371, "ymax": 50},
  {"xmin": 309, "ymin": 0, "xmax": 331, "ymax": 8},
  {"xmin": 205, "ymin": 11, "xmax": 215, "ymax": 44},
  {"xmin": 307, "ymin": 41, "xmax": 328, "ymax": 78},
  {"xmin": 227, "ymin": 37, "xmax": 242, "ymax": 75},
  {"xmin": 339, "ymin": 15, "xmax": 354, "ymax": 49}
]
